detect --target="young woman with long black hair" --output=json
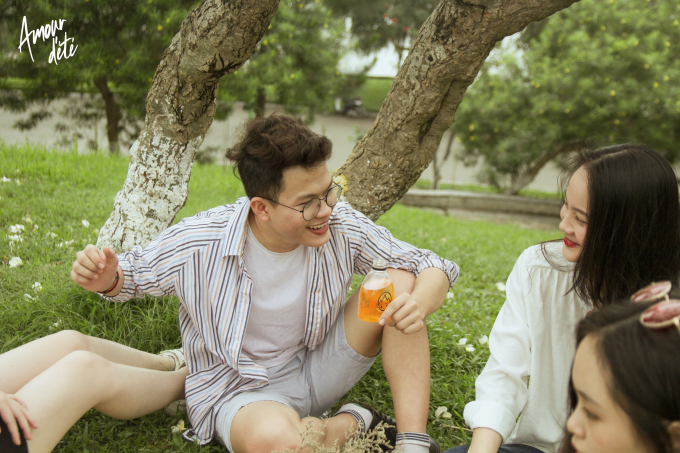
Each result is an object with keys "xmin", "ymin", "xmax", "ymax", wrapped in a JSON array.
[
  {"xmin": 561, "ymin": 290, "xmax": 680, "ymax": 453},
  {"xmin": 447, "ymin": 144, "xmax": 680, "ymax": 453}
]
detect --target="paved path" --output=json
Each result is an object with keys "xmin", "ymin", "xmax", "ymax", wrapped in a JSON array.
[{"xmin": 0, "ymin": 98, "xmax": 562, "ymax": 193}]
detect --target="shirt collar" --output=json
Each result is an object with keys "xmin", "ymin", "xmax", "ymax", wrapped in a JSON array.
[{"xmin": 222, "ymin": 197, "xmax": 251, "ymax": 257}]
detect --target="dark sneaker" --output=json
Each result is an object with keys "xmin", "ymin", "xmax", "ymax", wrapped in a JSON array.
[
  {"xmin": 428, "ymin": 436, "xmax": 441, "ymax": 453},
  {"xmin": 341, "ymin": 401, "xmax": 397, "ymax": 451}
]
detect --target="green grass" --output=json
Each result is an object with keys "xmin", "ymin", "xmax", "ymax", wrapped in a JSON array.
[
  {"xmin": 0, "ymin": 142, "xmax": 560, "ymax": 451},
  {"xmin": 352, "ymin": 77, "xmax": 394, "ymax": 112}
]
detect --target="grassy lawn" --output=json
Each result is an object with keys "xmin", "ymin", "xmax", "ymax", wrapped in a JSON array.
[
  {"xmin": 352, "ymin": 77, "xmax": 394, "ymax": 112},
  {"xmin": 0, "ymin": 142, "xmax": 560, "ymax": 452}
]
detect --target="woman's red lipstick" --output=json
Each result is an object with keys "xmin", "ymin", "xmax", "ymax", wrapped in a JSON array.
[{"xmin": 564, "ymin": 237, "xmax": 579, "ymax": 247}]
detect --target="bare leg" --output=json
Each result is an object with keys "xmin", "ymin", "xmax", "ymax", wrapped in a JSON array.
[
  {"xmin": 230, "ymin": 401, "xmax": 358, "ymax": 453},
  {"xmin": 0, "ymin": 330, "xmax": 175, "ymax": 393},
  {"xmin": 343, "ymin": 268, "xmax": 428, "ymax": 433},
  {"xmin": 17, "ymin": 350, "xmax": 187, "ymax": 453}
]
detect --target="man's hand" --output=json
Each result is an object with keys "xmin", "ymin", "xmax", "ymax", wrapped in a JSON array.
[
  {"xmin": 378, "ymin": 292, "xmax": 425, "ymax": 334},
  {"xmin": 0, "ymin": 392, "xmax": 38, "ymax": 446},
  {"xmin": 71, "ymin": 245, "xmax": 119, "ymax": 292}
]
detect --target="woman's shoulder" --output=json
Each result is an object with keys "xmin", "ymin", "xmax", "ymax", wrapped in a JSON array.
[{"xmin": 516, "ymin": 241, "xmax": 574, "ymax": 274}]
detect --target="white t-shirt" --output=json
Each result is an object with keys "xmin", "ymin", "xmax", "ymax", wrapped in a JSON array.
[
  {"xmin": 463, "ymin": 242, "xmax": 589, "ymax": 453},
  {"xmin": 240, "ymin": 225, "xmax": 308, "ymax": 368}
]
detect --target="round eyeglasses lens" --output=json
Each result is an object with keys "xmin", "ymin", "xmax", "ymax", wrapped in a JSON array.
[
  {"xmin": 327, "ymin": 185, "xmax": 341, "ymax": 207},
  {"xmin": 631, "ymin": 280, "xmax": 672, "ymax": 303},
  {"xmin": 642, "ymin": 300, "xmax": 680, "ymax": 324},
  {"xmin": 303, "ymin": 199, "xmax": 321, "ymax": 221}
]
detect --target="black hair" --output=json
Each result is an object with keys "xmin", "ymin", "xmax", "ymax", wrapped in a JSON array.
[
  {"xmin": 560, "ymin": 300, "xmax": 680, "ymax": 453},
  {"xmin": 225, "ymin": 114, "xmax": 332, "ymax": 200},
  {"xmin": 545, "ymin": 143, "xmax": 680, "ymax": 308}
]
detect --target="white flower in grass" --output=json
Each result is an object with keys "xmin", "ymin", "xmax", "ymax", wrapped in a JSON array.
[
  {"xmin": 32, "ymin": 282, "xmax": 43, "ymax": 293},
  {"xmin": 8, "ymin": 257, "xmax": 23, "ymax": 268},
  {"xmin": 48, "ymin": 232, "xmax": 58, "ymax": 238},
  {"xmin": 445, "ymin": 292, "xmax": 454, "ymax": 300},
  {"xmin": 48, "ymin": 319, "xmax": 62, "ymax": 331},
  {"xmin": 171, "ymin": 419, "xmax": 185, "ymax": 434},
  {"xmin": 435, "ymin": 406, "xmax": 452, "ymax": 420},
  {"xmin": 33, "ymin": 224, "xmax": 38, "ymax": 230},
  {"xmin": 81, "ymin": 220, "xmax": 90, "ymax": 228},
  {"xmin": 465, "ymin": 345, "xmax": 476, "ymax": 352},
  {"xmin": 57, "ymin": 240, "xmax": 74, "ymax": 248},
  {"xmin": 478, "ymin": 335, "xmax": 489, "ymax": 345},
  {"xmin": 458, "ymin": 337, "xmax": 468, "ymax": 345},
  {"xmin": 22, "ymin": 215, "xmax": 32, "ymax": 224},
  {"xmin": 15, "ymin": 179, "xmax": 20, "ymax": 185},
  {"xmin": 8, "ymin": 235, "xmax": 23, "ymax": 243},
  {"xmin": 9, "ymin": 224, "xmax": 25, "ymax": 233},
  {"xmin": 495, "ymin": 282, "xmax": 506, "ymax": 292},
  {"xmin": 24, "ymin": 294, "xmax": 34, "ymax": 301},
  {"xmin": 1, "ymin": 176, "xmax": 11, "ymax": 182}
]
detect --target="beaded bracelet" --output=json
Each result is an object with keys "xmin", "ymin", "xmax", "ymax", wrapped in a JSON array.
[{"xmin": 98, "ymin": 270, "xmax": 120, "ymax": 295}]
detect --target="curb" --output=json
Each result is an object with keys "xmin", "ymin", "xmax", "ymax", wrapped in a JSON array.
[{"xmin": 400, "ymin": 189, "xmax": 562, "ymax": 217}]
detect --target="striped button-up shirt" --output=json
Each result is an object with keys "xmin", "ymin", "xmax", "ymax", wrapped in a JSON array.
[{"xmin": 108, "ymin": 197, "xmax": 459, "ymax": 444}]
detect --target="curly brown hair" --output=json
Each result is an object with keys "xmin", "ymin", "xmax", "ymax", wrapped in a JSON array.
[{"xmin": 225, "ymin": 114, "xmax": 332, "ymax": 200}]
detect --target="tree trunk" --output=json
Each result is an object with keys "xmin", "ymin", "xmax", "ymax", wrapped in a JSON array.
[
  {"xmin": 255, "ymin": 86, "xmax": 266, "ymax": 117},
  {"xmin": 333, "ymin": 0, "xmax": 580, "ymax": 221},
  {"xmin": 97, "ymin": 0, "xmax": 279, "ymax": 251},
  {"xmin": 432, "ymin": 130, "xmax": 456, "ymax": 189},
  {"xmin": 93, "ymin": 76, "xmax": 121, "ymax": 155}
]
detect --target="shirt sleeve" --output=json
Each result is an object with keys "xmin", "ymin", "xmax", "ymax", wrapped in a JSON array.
[
  {"xmin": 102, "ymin": 220, "xmax": 195, "ymax": 302},
  {"xmin": 348, "ymin": 206, "xmax": 459, "ymax": 290},
  {"xmin": 463, "ymin": 249, "xmax": 533, "ymax": 441}
]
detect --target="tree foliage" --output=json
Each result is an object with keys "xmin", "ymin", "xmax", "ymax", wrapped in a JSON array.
[
  {"xmin": 219, "ymin": 0, "xmax": 349, "ymax": 119},
  {"xmin": 324, "ymin": 0, "xmax": 436, "ymax": 68},
  {"xmin": 453, "ymin": 0, "xmax": 680, "ymax": 194},
  {"xmin": 0, "ymin": 0, "xmax": 197, "ymax": 152}
]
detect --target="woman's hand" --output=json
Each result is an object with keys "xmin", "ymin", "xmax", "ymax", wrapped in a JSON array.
[{"xmin": 0, "ymin": 392, "xmax": 38, "ymax": 446}]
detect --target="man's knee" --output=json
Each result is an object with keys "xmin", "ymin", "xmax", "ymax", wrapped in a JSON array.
[
  {"xmin": 386, "ymin": 268, "xmax": 415, "ymax": 295},
  {"xmin": 231, "ymin": 403, "xmax": 305, "ymax": 453},
  {"xmin": 236, "ymin": 419, "xmax": 302, "ymax": 453}
]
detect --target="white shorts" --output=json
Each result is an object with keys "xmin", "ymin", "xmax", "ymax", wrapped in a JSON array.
[{"xmin": 214, "ymin": 309, "xmax": 377, "ymax": 452}]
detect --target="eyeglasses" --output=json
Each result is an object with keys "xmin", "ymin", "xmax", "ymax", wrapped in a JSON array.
[
  {"xmin": 630, "ymin": 281, "xmax": 672, "ymax": 303},
  {"xmin": 265, "ymin": 184, "xmax": 342, "ymax": 221}
]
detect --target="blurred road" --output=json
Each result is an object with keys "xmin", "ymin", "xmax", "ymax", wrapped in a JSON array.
[{"xmin": 0, "ymin": 98, "xmax": 561, "ymax": 193}]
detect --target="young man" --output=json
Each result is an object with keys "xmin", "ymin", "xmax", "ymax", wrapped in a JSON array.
[{"xmin": 71, "ymin": 115, "xmax": 458, "ymax": 453}]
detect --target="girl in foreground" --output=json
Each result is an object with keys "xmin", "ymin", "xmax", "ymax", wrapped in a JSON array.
[
  {"xmin": 0, "ymin": 330, "xmax": 187, "ymax": 452},
  {"xmin": 447, "ymin": 144, "xmax": 680, "ymax": 453},
  {"xmin": 561, "ymin": 291, "xmax": 680, "ymax": 453}
]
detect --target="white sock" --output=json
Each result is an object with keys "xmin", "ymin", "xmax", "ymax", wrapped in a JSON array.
[
  {"xmin": 394, "ymin": 432, "xmax": 430, "ymax": 453},
  {"xmin": 334, "ymin": 403, "xmax": 373, "ymax": 433}
]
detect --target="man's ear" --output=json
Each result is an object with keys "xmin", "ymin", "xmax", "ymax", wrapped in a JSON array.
[
  {"xmin": 250, "ymin": 197, "xmax": 271, "ymax": 222},
  {"xmin": 668, "ymin": 421, "xmax": 680, "ymax": 452}
]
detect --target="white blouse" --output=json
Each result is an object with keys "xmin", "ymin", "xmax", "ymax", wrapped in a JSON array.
[{"xmin": 463, "ymin": 242, "xmax": 589, "ymax": 452}]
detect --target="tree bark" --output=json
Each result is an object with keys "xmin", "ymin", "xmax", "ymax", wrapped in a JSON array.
[
  {"xmin": 93, "ymin": 76, "xmax": 121, "ymax": 155},
  {"xmin": 432, "ymin": 130, "xmax": 456, "ymax": 189},
  {"xmin": 255, "ymin": 86, "xmax": 266, "ymax": 117},
  {"xmin": 333, "ymin": 0, "xmax": 580, "ymax": 221},
  {"xmin": 97, "ymin": 0, "xmax": 279, "ymax": 251}
]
